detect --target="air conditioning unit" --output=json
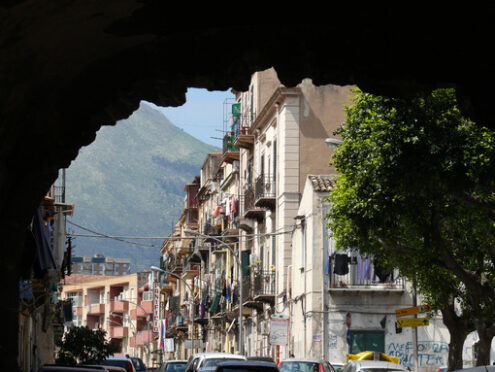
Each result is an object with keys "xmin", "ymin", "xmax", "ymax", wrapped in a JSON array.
[{"xmin": 249, "ymin": 253, "xmax": 257, "ymax": 265}]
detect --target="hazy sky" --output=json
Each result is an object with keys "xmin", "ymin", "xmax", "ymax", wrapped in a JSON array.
[{"xmin": 146, "ymin": 88, "xmax": 235, "ymax": 147}]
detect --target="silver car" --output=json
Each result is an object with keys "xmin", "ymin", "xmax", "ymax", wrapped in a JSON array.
[
  {"xmin": 185, "ymin": 353, "xmax": 246, "ymax": 372},
  {"xmin": 342, "ymin": 360, "xmax": 407, "ymax": 372}
]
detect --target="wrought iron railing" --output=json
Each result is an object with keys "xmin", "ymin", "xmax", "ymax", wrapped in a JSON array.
[
  {"xmin": 255, "ymin": 174, "xmax": 276, "ymax": 200},
  {"xmin": 254, "ymin": 270, "xmax": 276, "ymax": 297}
]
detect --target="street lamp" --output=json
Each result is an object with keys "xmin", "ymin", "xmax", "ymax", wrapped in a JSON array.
[
  {"xmin": 182, "ymin": 228, "xmax": 244, "ymax": 356},
  {"xmin": 150, "ymin": 266, "xmax": 196, "ymax": 355},
  {"xmin": 325, "ymin": 137, "xmax": 343, "ymax": 149}
]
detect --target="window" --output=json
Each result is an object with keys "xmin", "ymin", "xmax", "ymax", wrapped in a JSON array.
[{"xmin": 348, "ymin": 330, "xmax": 385, "ymax": 354}]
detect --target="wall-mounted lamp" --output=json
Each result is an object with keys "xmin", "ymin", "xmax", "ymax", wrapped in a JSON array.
[{"xmin": 325, "ymin": 138, "xmax": 343, "ymax": 149}]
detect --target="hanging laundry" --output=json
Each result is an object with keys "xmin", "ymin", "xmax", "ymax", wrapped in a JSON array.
[
  {"xmin": 31, "ymin": 207, "xmax": 57, "ymax": 276},
  {"xmin": 373, "ymin": 257, "xmax": 392, "ymax": 282},
  {"xmin": 357, "ymin": 255, "xmax": 371, "ymax": 280},
  {"xmin": 213, "ymin": 205, "xmax": 222, "ymax": 217},
  {"xmin": 333, "ymin": 254, "xmax": 349, "ymax": 275},
  {"xmin": 231, "ymin": 196, "xmax": 236, "ymax": 215},
  {"xmin": 225, "ymin": 197, "xmax": 231, "ymax": 217}
]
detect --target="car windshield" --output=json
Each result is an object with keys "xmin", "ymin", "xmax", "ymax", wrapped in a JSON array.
[
  {"xmin": 166, "ymin": 363, "xmax": 187, "ymax": 372},
  {"xmin": 131, "ymin": 358, "xmax": 146, "ymax": 371},
  {"xmin": 281, "ymin": 362, "xmax": 320, "ymax": 372},
  {"xmin": 203, "ymin": 359, "xmax": 242, "ymax": 367}
]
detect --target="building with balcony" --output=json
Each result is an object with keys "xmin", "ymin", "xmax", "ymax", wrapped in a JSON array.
[
  {"xmin": 289, "ymin": 175, "xmax": 451, "ymax": 371},
  {"xmin": 59, "ymin": 271, "xmax": 161, "ymax": 367},
  {"xmin": 71, "ymin": 254, "xmax": 132, "ymax": 276}
]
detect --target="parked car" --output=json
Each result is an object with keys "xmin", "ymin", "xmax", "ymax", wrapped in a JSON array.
[
  {"xmin": 247, "ymin": 357, "xmax": 275, "ymax": 364},
  {"xmin": 435, "ymin": 366, "xmax": 447, "ymax": 372},
  {"xmin": 342, "ymin": 360, "xmax": 407, "ymax": 372},
  {"xmin": 159, "ymin": 360, "xmax": 187, "ymax": 372},
  {"xmin": 185, "ymin": 353, "xmax": 246, "ymax": 372},
  {"xmin": 82, "ymin": 365, "xmax": 126, "ymax": 372},
  {"xmin": 279, "ymin": 359, "xmax": 336, "ymax": 372},
  {"xmin": 215, "ymin": 360, "xmax": 279, "ymax": 372},
  {"xmin": 129, "ymin": 357, "xmax": 146, "ymax": 372},
  {"xmin": 330, "ymin": 363, "xmax": 344, "ymax": 372},
  {"xmin": 99, "ymin": 356, "xmax": 137, "ymax": 372},
  {"xmin": 38, "ymin": 366, "xmax": 109, "ymax": 372}
]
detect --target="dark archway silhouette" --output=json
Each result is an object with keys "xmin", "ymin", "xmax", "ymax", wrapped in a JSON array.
[{"xmin": 1, "ymin": 2, "xmax": 493, "ymax": 369}]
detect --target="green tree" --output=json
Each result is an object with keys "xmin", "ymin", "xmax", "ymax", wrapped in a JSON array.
[
  {"xmin": 55, "ymin": 326, "xmax": 116, "ymax": 365},
  {"xmin": 326, "ymin": 88, "xmax": 495, "ymax": 368}
]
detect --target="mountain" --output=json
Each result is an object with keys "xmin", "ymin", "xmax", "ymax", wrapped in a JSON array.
[{"xmin": 64, "ymin": 101, "xmax": 219, "ymax": 271}]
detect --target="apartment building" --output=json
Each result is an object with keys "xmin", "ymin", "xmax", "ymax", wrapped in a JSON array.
[
  {"xmin": 59, "ymin": 271, "xmax": 161, "ymax": 367},
  {"xmin": 231, "ymin": 68, "xmax": 354, "ymax": 359},
  {"xmin": 71, "ymin": 254, "xmax": 132, "ymax": 276},
  {"xmin": 18, "ymin": 176, "xmax": 74, "ymax": 372}
]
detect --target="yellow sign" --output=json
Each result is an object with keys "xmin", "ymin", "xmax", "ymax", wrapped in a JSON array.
[
  {"xmin": 395, "ymin": 304, "xmax": 431, "ymax": 317},
  {"xmin": 396, "ymin": 317, "xmax": 429, "ymax": 328}
]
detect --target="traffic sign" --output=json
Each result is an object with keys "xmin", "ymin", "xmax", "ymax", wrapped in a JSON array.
[
  {"xmin": 395, "ymin": 304, "xmax": 431, "ymax": 317},
  {"xmin": 396, "ymin": 317, "xmax": 429, "ymax": 328}
]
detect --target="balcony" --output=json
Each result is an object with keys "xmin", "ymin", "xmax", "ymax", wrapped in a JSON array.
[
  {"xmin": 234, "ymin": 125, "xmax": 254, "ymax": 149},
  {"xmin": 254, "ymin": 175, "xmax": 276, "ymax": 210},
  {"xmin": 109, "ymin": 326, "xmax": 128, "ymax": 339},
  {"xmin": 130, "ymin": 301, "xmax": 152, "ymax": 319},
  {"xmin": 182, "ymin": 262, "xmax": 200, "ymax": 280},
  {"xmin": 87, "ymin": 303, "xmax": 105, "ymax": 315},
  {"xmin": 253, "ymin": 270, "xmax": 276, "ymax": 304},
  {"xmin": 110, "ymin": 300, "xmax": 129, "ymax": 313},
  {"xmin": 177, "ymin": 239, "xmax": 194, "ymax": 257},
  {"xmin": 328, "ymin": 255, "xmax": 404, "ymax": 292},
  {"xmin": 222, "ymin": 133, "xmax": 239, "ymax": 164},
  {"xmin": 242, "ymin": 187, "xmax": 265, "ymax": 221}
]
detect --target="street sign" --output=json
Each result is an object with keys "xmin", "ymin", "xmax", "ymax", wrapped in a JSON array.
[
  {"xmin": 395, "ymin": 304, "xmax": 431, "ymax": 318},
  {"xmin": 396, "ymin": 317, "xmax": 429, "ymax": 328}
]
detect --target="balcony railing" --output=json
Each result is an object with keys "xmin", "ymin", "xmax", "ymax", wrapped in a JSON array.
[
  {"xmin": 253, "ymin": 270, "xmax": 276, "ymax": 302},
  {"xmin": 329, "ymin": 255, "xmax": 404, "ymax": 290},
  {"xmin": 254, "ymin": 174, "xmax": 276, "ymax": 209},
  {"xmin": 110, "ymin": 300, "xmax": 129, "ymax": 312},
  {"xmin": 87, "ymin": 303, "xmax": 105, "ymax": 314},
  {"xmin": 242, "ymin": 187, "xmax": 265, "ymax": 220},
  {"xmin": 222, "ymin": 134, "xmax": 239, "ymax": 163},
  {"xmin": 109, "ymin": 326, "xmax": 128, "ymax": 339}
]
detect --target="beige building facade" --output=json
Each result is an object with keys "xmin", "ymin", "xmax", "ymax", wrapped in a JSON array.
[{"xmin": 59, "ymin": 272, "xmax": 161, "ymax": 367}]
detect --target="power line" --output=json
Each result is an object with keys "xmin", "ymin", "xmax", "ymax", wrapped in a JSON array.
[{"xmin": 66, "ymin": 220, "xmax": 157, "ymax": 248}]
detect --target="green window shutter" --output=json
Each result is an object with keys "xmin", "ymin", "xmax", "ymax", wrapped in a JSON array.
[
  {"xmin": 241, "ymin": 250, "xmax": 251, "ymax": 277},
  {"xmin": 349, "ymin": 330, "xmax": 384, "ymax": 354},
  {"xmin": 209, "ymin": 291, "xmax": 221, "ymax": 314}
]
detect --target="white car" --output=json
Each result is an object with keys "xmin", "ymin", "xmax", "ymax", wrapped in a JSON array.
[
  {"xmin": 343, "ymin": 360, "xmax": 407, "ymax": 372},
  {"xmin": 185, "ymin": 352, "xmax": 246, "ymax": 372}
]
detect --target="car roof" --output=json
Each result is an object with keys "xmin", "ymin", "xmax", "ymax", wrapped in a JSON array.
[
  {"xmin": 217, "ymin": 361, "xmax": 279, "ymax": 368},
  {"xmin": 281, "ymin": 359, "xmax": 327, "ymax": 363},
  {"xmin": 348, "ymin": 361, "xmax": 406, "ymax": 370}
]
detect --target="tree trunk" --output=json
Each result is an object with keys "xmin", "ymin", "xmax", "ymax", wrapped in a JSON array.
[
  {"xmin": 441, "ymin": 301, "xmax": 474, "ymax": 371},
  {"xmin": 475, "ymin": 326, "xmax": 495, "ymax": 366}
]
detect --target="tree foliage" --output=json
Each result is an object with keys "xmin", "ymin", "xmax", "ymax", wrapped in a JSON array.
[
  {"xmin": 326, "ymin": 88, "xmax": 495, "ymax": 365},
  {"xmin": 55, "ymin": 326, "xmax": 116, "ymax": 366}
]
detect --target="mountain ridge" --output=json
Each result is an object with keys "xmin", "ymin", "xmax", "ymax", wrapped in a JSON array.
[{"xmin": 65, "ymin": 101, "xmax": 218, "ymax": 271}]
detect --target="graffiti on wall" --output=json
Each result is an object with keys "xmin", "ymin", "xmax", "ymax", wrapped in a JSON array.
[{"xmin": 387, "ymin": 341, "xmax": 449, "ymax": 367}]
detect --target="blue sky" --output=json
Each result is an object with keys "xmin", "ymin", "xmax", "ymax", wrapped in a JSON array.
[{"xmin": 146, "ymin": 88, "xmax": 235, "ymax": 147}]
